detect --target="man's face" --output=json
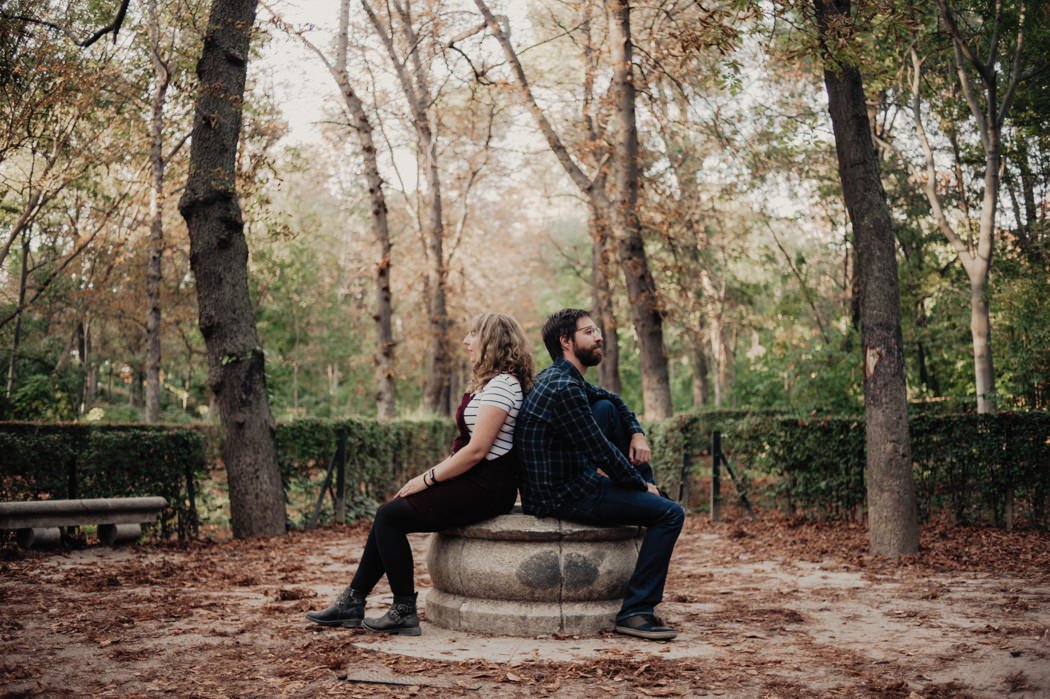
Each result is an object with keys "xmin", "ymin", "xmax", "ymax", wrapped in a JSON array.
[{"xmin": 570, "ymin": 316, "xmax": 603, "ymax": 367}]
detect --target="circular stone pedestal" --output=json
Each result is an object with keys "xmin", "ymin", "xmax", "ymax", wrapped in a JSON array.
[{"xmin": 425, "ymin": 511, "xmax": 641, "ymax": 636}]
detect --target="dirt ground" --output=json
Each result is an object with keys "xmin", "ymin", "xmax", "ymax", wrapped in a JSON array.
[{"xmin": 1, "ymin": 512, "xmax": 1048, "ymax": 698}]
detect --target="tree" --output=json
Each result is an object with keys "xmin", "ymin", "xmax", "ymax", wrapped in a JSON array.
[
  {"xmin": 605, "ymin": 0, "xmax": 673, "ymax": 418},
  {"xmin": 0, "ymin": 13, "xmax": 145, "ymax": 408},
  {"xmin": 873, "ymin": 0, "xmax": 1031, "ymax": 413},
  {"xmin": 143, "ymin": 0, "xmax": 171, "ymax": 423},
  {"xmin": 813, "ymin": 0, "xmax": 918, "ymax": 556},
  {"xmin": 473, "ymin": 0, "xmax": 673, "ymax": 418},
  {"xmin": 278, "ymin": 0, "xmax": 397, "ymax": 418},
  {"xmin": 178, "ymin": 0, "xmax": 286, "ymax": 538},
  {"xmin": 578, "ymin": 2, "xmax": 622, "ymax": 393},
  {"xmin": 363, "ymin": 0, "xmax": 453, "ymax": 416}
]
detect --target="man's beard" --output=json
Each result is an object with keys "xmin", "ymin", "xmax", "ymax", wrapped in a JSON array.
[{"xmin": 577, "ymin": 345, "xmax": 603, "ymax": 367}]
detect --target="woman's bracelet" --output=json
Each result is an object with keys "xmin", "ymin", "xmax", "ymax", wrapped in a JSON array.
[{"xmin": 424, "ymin": 468, "xmax": 439, "ymax": 487}]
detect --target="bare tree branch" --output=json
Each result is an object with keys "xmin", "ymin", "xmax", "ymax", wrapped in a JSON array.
[{"xmin": 3, "ymin": 0, "xmax": 131, "ymax": 46}]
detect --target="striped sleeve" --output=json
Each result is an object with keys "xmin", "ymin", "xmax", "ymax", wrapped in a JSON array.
[
  {"xmin": 463, "ymin": 373, "xmax": 523, "ymax": 460},
  {"xmin": 476, "ymin": 373, "xmax": 521, "ymax": 412}
]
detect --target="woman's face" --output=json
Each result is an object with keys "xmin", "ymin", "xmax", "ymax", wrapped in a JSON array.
[{"xmin": 463, "ymin": 329, "xmax": 480, "ymax": 365}]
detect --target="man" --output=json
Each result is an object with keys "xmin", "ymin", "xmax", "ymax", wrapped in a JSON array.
[{"xmin": 517, "ymin": 308, "xmax": 685, "ymax": 641}]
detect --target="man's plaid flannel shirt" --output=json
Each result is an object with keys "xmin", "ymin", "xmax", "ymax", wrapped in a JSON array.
[{"xmin": 517, "ymin": 358, "xmax": 648, "ymax": 517}]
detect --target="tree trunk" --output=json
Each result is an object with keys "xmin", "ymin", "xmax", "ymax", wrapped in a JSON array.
[
  {"xmin": 335, "ymin": 0, "xmax": 397, "ymax": 419},
  {"xmin": 815, "ymin": 0, "xmax": 918, "ymax": 557},
  {"xmin": 144, "ymin": 0, "xmax": 170, "ymax": 423},
  {"xmin": 5, "ymin": 231, "xmax": 30, "ymax": 398},
  {"xmin": 475, "ymin": 0, "xmax": 672, "ymax": 417},
  {"xmin": 79, "ymin": 319, "xmax": 92, "ymax": 411},
  {"xmin": 968, "ymin": 133, "xmax": 999, "ymax": 414},
  {"xmin": 178, "ymin": 0, "xmax": 285, "ymax": 539},
  {"xmin": 708, "ymin": 310, "xmax": 727, "ymax": 407},
  {"xmin": 579, "ymin": 5, "xmax": 619, "ymax": 395},
  {"xmin": 363, "ymin": 0, "xmax": 450, "ymax": 415},
  {"xmin": 691, "ymin": 343, "xmax": 709, "ymax": 408},
  {"xmin": 415, "ymin": 47, "xmax": 451, "ymax": 417},
  {"xmin": 915, "ymin": 300, "xmax": 940, "ymax": 395},
  {"xmin": 970, "ymin": 275, "xmax": 996, "ymax": 413},
  {"xmin": 289, "ymin": 0, "xmax": 397, "ymax": 419},
  {"xmin": 590, "ymin": 206, "xmax": 621, "ymax": 394},
  {"xmin": 606, "ymin": 0, "xmax": 672, "ymax": 419},
  {"xmin": 905, "ymin": 0, "xmax": 1022, "ymax": 414}
]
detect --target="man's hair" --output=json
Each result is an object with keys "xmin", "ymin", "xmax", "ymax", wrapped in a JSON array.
[{"xmin": 541, "ymin": 308, "xmax": 591, "ymax": 362}]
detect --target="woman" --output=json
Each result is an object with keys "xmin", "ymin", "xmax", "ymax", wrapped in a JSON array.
[{"xmin": 306, "ymin": 312, "xmax": 535, "ymax": 636}]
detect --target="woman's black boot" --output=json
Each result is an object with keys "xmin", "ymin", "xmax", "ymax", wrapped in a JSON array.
[
  {"xmin": 362, "ymin": 593, "xmax": 421, "ymax": 636},
  {"xmin": 306, "ymin": 586, "xmax": 365, "ymax": 627}
]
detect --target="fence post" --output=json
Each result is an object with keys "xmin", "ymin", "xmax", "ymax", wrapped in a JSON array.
[
  {"xmin": 334, "ymin": 428, "xmax": 348, "ymax": 525},
  {"xmin": 711, "ymin": 431, "xmax": 722, "ymax": 523},
  {"xmin": 678, "ymin": 450, "xmax": 691, "ymax": 505}
]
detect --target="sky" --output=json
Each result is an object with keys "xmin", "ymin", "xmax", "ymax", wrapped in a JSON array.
[{"xmin": 255, "ymin": 0, "xmax": 342, "ymax": 147}]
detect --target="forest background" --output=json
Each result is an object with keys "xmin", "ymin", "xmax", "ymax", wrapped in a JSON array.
[{"xmin": 1, "ymin": 0, "xmax": 1047, "ymax": 429}]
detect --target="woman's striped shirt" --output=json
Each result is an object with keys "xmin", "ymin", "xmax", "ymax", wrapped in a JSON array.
[{"xmin": 462, "ymin": 373, "xmax": 523, "ymax": 460}]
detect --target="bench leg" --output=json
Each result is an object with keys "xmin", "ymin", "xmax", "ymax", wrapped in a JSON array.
[
  {"xmin": 98, "ymin": 523, "xmax": 143, "ymax": 547},
  {"xmin": 16, "ymin": 527, "xmax": 62, "ymax": 549}
]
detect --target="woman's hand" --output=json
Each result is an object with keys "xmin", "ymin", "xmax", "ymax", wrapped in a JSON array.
[{"xmin": 397, "ymin": 473, "xmax": 429, "ymax": 499}]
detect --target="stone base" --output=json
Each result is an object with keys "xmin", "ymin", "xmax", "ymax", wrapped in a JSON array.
[
  {"xmin": 425, "ymin": 589, "xmax": 621, "ymax": 636},
  {"xmin": 98, "ymin": 523, "xmax": 143, "ymax": 546},
  {"xmin": 15, "ymin": 527, "xmax": 61, "ymax": 549},
  {"xmin": 425, "ymin": 511, "xmax": 642, "ymax": 637}
]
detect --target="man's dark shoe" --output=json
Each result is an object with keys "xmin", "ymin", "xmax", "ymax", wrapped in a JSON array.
[
  {"xmin": 306, "ymin": 585, "xmax": 365, "ymax": 627},
  {"xmin": 362, "ymin": 592, "xmax": 421, "ymax": 636},
  {"xmin": 614, "ymin": 614, "xmax": 677, "ymax": 641}
]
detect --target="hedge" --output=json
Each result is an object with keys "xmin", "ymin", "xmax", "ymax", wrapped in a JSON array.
[
  {"xmin": 275, "ymin": 417, "xmax": 456, "ymax": 525},
  {"xmin": 3, "ymin": 410, "xmax": 1045, "ymax": 536},
  {"xmin": 0, "ymin": 418, "xmax": 455, "ymax": 538},
  {"xmin": 647, "ymin": 411, "xmax": 1050, "ymax": 528},
  {"xmin": 0, "ymin": 422, "xmax": 208, "ymax": 539}
]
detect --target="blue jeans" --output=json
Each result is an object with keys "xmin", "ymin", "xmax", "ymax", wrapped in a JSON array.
[
  {"xmin": 590, "ymin": 399, "xmax": 656, "ymax": 484},
  {"xmin": 553, "ymin": 477, "xmax": 684, "ymax": 620},
  {"xmin": 551, "ymin": 398, "xmax": 685, "ymax": 620}
]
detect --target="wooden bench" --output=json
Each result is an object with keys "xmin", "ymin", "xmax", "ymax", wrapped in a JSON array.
[{"xmin": 0, "ymin": 497, "xmax": 168, "ymax": 549}]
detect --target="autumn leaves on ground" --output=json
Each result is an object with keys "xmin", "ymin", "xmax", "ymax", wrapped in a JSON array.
[{"xmin": 1, "ymin": 513, "xmax": 1048, "ymax": 698}]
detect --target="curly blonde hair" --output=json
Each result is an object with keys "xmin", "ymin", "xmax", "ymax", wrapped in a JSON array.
[{"xmin": 467, "ymin": 312, "xmax": 535, "ymax": 394}]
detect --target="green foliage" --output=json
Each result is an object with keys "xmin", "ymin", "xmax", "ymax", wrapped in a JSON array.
[
  {"xmin": 647, "ymin": 411, "xmax": 1050, "ymax": 528},
  {"xmin": 275, "ymin": 417, "xmax": 456, "ymax": 527},
  {"xmin": 643, "ymin": 409, "xmax": 782, "ymax": 498},
  {"xmin": 0, "ymin": 422, "xmax": 208, "ymax": 538},
  {"xmin": 910, "ymin": 413, "xmax": 1050, "ymax": 527},
  {"xmin": 994, "ymin": 253, "xmax": 1050, "ymax": 409},
  {"xmin": 727, "ymin": 329, "xmax": 863, "ymax": 414},
  {"xmin": 5, "ymin": 374, "xmax": 79, "ymax": 421}
]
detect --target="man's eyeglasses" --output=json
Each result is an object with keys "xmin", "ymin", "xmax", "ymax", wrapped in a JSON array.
[{"xmin": 575, "ymin": 325, "xmax": 602, "ymax": 338}]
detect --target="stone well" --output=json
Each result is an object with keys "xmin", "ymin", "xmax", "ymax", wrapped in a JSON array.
[{"xmin": 424, "ymin": 510, "xmax": 642, "ymax": 636}]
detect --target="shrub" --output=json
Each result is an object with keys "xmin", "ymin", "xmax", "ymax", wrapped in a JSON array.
[{"xmin": 0, "ymin": 422, "xmax": 208, "ymax": 538}]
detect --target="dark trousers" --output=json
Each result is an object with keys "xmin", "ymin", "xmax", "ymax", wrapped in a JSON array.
[
  {"xmin": 550, "ymin": 399, "xmax": 685, "ymax": 620},
  {"xmin": 590, "ymin": 399, "xmax": 656, "ymax": 484},
  {"xmin": 350, "ymin": 451, "xmax": 517, "ymax": 597},
  {"xmin": 350, "ymin": 498, "xmax": 428, "ymax": 597}
]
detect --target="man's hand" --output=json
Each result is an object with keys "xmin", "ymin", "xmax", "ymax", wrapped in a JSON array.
[
  {"xmin": 645, "ymin": 482, "xmax": 660, "ymax": 496},
  {"xmin": 629, "ymin": 433, "xmax": 651, "ymax": 465}
]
